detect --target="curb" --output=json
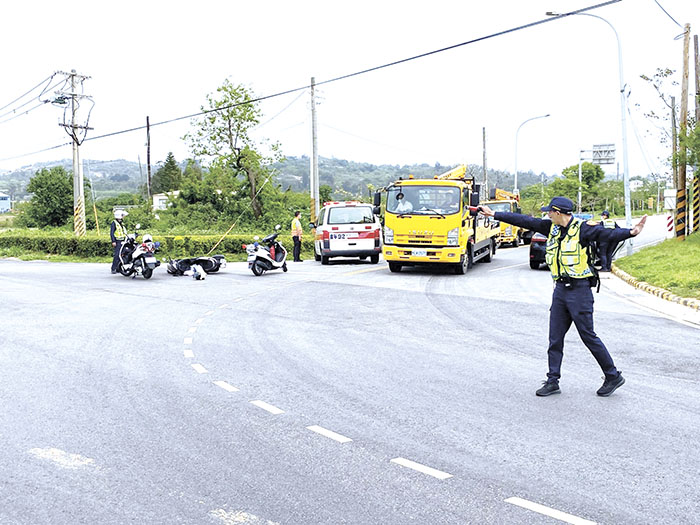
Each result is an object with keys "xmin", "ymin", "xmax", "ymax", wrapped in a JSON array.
[{"xmin": 612, "ymin": 265, "xmax": 700, "ymax": 311}]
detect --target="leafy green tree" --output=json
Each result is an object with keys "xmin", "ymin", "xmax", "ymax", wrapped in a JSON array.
[
  {"xmin": 548, "ymin": 162, "xmax": 605, "ymax": 212},
  {"xmin": 184, "ymin": 79, "xmax": 282, "ymax": 219},
  {"xmin": 19, "ymin": 167, "xmax": 73, "ymax": 227},
  {"xmin": 152, "ymin": 152, "xmax": 182, "ymax": 193}
]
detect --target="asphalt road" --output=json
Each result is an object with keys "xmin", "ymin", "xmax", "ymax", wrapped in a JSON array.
[{"xmin": 2, "ymin": 220, "xmax": 698, "ymax": 524}]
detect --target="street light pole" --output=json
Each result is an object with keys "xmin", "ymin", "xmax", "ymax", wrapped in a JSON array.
[
  {"xmin": 546, "ymin": 11, "xmax": 632, "ymax": 254},
  {"xmin": 514, "ymin": 113, "xmax": 550, "ymax": 194}
]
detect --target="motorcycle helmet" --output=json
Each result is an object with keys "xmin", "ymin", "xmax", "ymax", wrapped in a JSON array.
[
  {"xmin": 142, "ymin": 234, "xmax": 153, "ymax": 242},
  {"xmin": 114, "ymin": 209, "xmax": 128, "ymax": 219}
]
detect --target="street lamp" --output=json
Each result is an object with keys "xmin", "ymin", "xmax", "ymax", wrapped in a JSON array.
[
  {"xmin": 514, "ymin": 113, "xmax": 550, "ymax": 194},
  {"xmin": 546, "ymin": 10, "xmax": 632, "ymax": 254}
]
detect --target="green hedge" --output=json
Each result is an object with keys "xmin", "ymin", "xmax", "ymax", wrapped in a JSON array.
[{"xmin": 0, "ymin": 231, "xmax": 315, "ymax": 258}]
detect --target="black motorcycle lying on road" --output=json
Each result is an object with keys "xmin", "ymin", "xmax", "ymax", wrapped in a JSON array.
[{"xmin": 166, "ymin": 255, "xmax": 227, "ymax": 277}]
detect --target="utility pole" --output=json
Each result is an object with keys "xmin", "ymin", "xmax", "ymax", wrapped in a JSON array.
[
  {"xmin": 309, "ymin": 77, "xmax": 319, "ymax": 224},
  {"xmin": 482, "ymin": 127, "xmax": 488, "ymax": 198},
  {"xmin": 58, "ymin": 69, "xmax": 92, "ymax": 237},
  {"xmin": 146, "ymin": 116, "xmax": 152, "ymax": 204},
  {"xmin": 677, "ymin": 24, "xmax": 691, "ymax": 239},
  {"xmin": 671, "ymin": 95, "xmax": 678, "ymax": 189},
  {"xmin": 693, "ymin": 34, "xmax": 700, "ymax": 234}
]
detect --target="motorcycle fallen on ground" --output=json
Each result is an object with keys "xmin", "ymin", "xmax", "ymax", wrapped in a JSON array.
[
  {"xmin": 117, "ymin": 225, "xmax": 161, "ymax": 279},
  {"xmin": 244, "ymin": 225, "xmax": 288, "ymax": 276},
  {"xmin": 166, "ymin": 255, "xmax": 227, "ymax": 277}
]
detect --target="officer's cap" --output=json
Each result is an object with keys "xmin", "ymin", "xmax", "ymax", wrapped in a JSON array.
[
  {"xmin": 601, "ymin": 210, "xmax": 610, "ymax": 217},
  {"xmin": 540, "ymin": 197, "xmax": 574, "ymax": 214}
]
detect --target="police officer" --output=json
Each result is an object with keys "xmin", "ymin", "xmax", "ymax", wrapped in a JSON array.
[
  {"xmin": 291, "ymin": 211, "xmax": 303, "ymax": 262},
  {"xmin": 479, "ymin": 197, "xmax": 647, "ymax": 397},
  {"xmin": 597, "ymin": 210, "xmax": 619, "ymax": 272},
  {"xmin": 110, "ymin": 209, "xmax": 127, "ymax": 274}
]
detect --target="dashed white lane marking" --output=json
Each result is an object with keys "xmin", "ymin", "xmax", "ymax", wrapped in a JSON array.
[
  {"xmin": 306, "ymin": 425, "xmax": 352, "ymax": 443},
  {"xmin": 505, "ymin": 497, "xmax": 596, "ymax": 525},
  {"xmin": 213, "ymin": 380, "xmax": 239, "ymax": 393},
  {"xmin": 188, "ymin": 326, "xmax": 197, "ymax": 333},
  {"xmin": 205, "ymin": 310, "xmax": 215, "ymax": 316},
  {"xmin": 28, "ymin": 448, "xmax": 94, "ymax": 469},
  {"xmin": 210, "ymin": 509, "xmax": 280, "ymax": 525},
  {"xmin": 218, "ymin": 304, "xmax": 229, "ymax": 309},
  {"xmin": 195, "ymin": 318, "xmax": 204, "ymax": 325},
  {"xmin": 233, "ymin": 297, "xmax": 243, "ymax": 302},
  {"xmin": 184, "ymin": 349, "xmax": 194, "ymax": 358},
  {"xmin": 390, "ymin": 457, "xmax": 453, "ymax": 480},
  {"xmin": 488, "ymin": 262, "xmax": 528, "ymax": 272},
  {"xmin": 250, "ymin": 400, "xmax": 285, "ymax": 415},
  {"xmin": 191, "ymin": 363, "xmax": 208, "ymax": 374},
  {"xmin": 184, "ymin": 337, "xmax": 193, "ymax": 345}
]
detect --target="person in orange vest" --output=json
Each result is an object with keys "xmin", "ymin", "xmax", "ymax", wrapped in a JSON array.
[{"xmin": 291, "ymin": 211, "xmax": 303, "ymax": 262}]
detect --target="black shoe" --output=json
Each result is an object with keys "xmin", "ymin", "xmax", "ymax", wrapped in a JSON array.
[
  {"xmin": 536, "ymin": 380, "xmax": 560, "ymax": 397},
  {"xmin": 111, "ymin": 270, "xmax": 117, "ymax": 274},
  {"xmin": 597, "ymin": 373, "xmax": 625, "ymax": 396}
]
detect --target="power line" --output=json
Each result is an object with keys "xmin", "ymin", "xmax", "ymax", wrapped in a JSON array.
[
  {"xmin": 4, "ymin": 0, "xmax": 621, "ymax": 163},
  {"xmin": 652, "ymin": 0, "xmax": 682, "ymax": 29},
  {"xmin": 0, "ymin": 73, "xmax": 54, "ymax": 113}
]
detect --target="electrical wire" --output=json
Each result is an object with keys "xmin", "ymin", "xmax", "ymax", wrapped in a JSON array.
[
  {"xmin": 0, "ymin": 101, "xmax": 48, "ymax": 125},
  {"xmin": 4, "ymin": 0, "xmax": 621, "ymax": 162},
  {"xmin": 0, "ymin": 73, "xmax": 54, "ymax": 113},
  {"xmin": 256, "ymin": 90, "xmax": 306, "ymax": 129},
  {"xmin": 652, "ymin": 0, "xmax": 682, "ymax": 29}
]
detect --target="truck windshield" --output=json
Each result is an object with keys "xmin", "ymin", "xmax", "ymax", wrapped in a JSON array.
[
  {"xmin": 386, "ymin": 186, "xmax": 461, "ymax": 215},
  {"xmin": 487, "ymin": 202, "xmax": 512, "ymax": 213}
]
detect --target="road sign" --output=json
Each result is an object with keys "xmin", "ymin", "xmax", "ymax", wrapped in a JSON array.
[{"xmin": 592, "ymin": 144, "xmax": 616, "ymax": 165}]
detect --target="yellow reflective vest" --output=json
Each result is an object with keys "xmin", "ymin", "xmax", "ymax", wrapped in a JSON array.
[
  {"xmin": 602, "ymin": 218, "xmax": 616, "ymax": 228},
  {"xmin": 112, "ymin": 220, "xmax": 126, "ymax": 241},
  {"xmin": 291, "ymin": 217, "xmax": 302, "ymax": 237},
  {"xmin": 545, "ymin": 218, "xmax": 593, "ymax": 280}
]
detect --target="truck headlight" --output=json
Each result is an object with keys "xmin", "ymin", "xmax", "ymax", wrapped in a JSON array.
[
  {"xmin": 447, "ymin": 227, "xmax": 459, "ymax": 246},
  {"xmin": 384, "ymin": 226, "xmax": 394, "ymax": 244},
  {"xmin": 505, "ymin": 226, "xmax": 512, "ymax": 236}
]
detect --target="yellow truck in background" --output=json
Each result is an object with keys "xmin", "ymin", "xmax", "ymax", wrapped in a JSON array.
[
  {"xmin": 375, "ymin": 165, "xmax": 499, "ymax": 274},
  {"xmin": 482, "ymin": 188, "xmax": 530, "ymax": 247}
]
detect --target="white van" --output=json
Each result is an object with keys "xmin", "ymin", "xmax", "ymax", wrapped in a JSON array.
[{"xmin": 311, "ymin": 201, "xmax": 382, "ymax": 265}]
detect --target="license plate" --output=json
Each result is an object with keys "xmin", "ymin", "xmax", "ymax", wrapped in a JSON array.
[
  {"xmin": 412, "ymin": 249, "xmax": 427, "ymax": 257},
  {"xmin": 145, "ymin": 257, "xmax": 157, "ymax": 264},
  {"xmin": 330, "ymin": 232, "xmax": 357, "ymax": 240}
]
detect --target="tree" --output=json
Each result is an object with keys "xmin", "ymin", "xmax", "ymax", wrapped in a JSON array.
[
  {"xmin": 553, "ymin": 162, "xmax": 606, "ymax": 211},
  {"xmin": 184, "ymin": 79, "xmax": 282, "ymax": 219},
  {"xmin": 19, "ymin": 167, "xmax": 73, "ymax": 227},
  {"xmin": 151, "ymin": 152, "xmax": 182, "ymax": 194}
]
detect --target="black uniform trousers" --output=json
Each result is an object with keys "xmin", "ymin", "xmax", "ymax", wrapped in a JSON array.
[
  {"xmin": 598, "ymin": 242, "xmax": 615, "ymax": 271},
  {"xmin": 111, "ymin": 240, "xmax": 122, "ymax": 272},
  {"xmin": 547, "ymin": 279, "xmax": 618, "ymax": 382},
  {"xmin": 292, "ymin": 235, "xmax": 302, "ymax": 261}
]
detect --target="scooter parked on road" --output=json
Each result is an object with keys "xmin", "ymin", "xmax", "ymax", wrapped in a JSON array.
[
  {"xmin": 245, "ymin": 225, "xmax": 288, "ymax": 276},
  {"xmin": 118, "ymin": 224, "xmax": 161, "ymax": 279},
  {"xmin": 166, "ymin": 255, "xmax": 227, "ymax": 276}
]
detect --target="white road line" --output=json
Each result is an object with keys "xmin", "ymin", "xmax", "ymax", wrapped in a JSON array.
[
  {"xmin": 195, "ymin": 318, "xmax": 204, "ymax": 324},
  {"xmin": 306, "ymin": 425, "xmax": 353, "ymax": 443},
  {"xmin": 390, "ymin": 457, "xmax": 452, "ymax": 480},
  {"xmin": 183, "ymin": 337, "xmax": 193, "ymax": 345},
  {"xmin": 218, "ymin": 304, "xmax": 229, "ymax": 309},
  {"xmin": 488, "ymin": 262, "xmax": 528, "ymax": 272},
  {"xmin": 233, "ymin": 297, "xmax": 243, "ymax": 302},
  {"xmin": 28, "ymin": 448, "xmax": 95, "ymax": 470},
  {"xmin": 205, "ymin": 310, "xmax": 215, "ymax": 316},
  {"xmin": 191, "ymin": 363, "xmax": 208, "ymax": 374},
  {"xmin": 505, "ymin": 497, "xmax": 596, "ymax": 525},
  {"xmin": 248, "ymin": 292, "xmax": 260, "ymax": 297},
  {"xmin": 250, "ymin": 400, "xmax": 285, "ymax": 415},
  {"xmin": 213, "ymin": 380, "xmax": 239, "ymax": 392},
  {"xmin": 188, "ymin": 326, "xmax": 197, "ymax": 333},
  {"xmin": 183, "ymin": 349, "xmax": 194, "ymax": 358}
]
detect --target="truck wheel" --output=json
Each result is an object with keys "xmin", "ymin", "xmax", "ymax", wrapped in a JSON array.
[
  {"xmin": 512, "ymin": 235, "xmax": 520, "ymax": 248},
  {"xmin": 388, "ymin": 262, "xmax": 402, "ymax": 273},
  {"xmin": 455, "ymin": 248, "xmax": 472, "ymax": 274},
  {"xmin": 529, "ymin": 261, "xmax": 540, "ymax": 270},
  {"xmin": 483, "ymin": 240, "xmax": 495, "ymax": 263}
]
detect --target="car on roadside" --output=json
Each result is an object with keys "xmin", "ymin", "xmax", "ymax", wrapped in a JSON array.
[
  {"xmin": 529, "ymin": 232, "xmax": 547, "ymax": 269},
  {"xmin": 309, "ymin": 201, "xmax": 382, "ymax": 265}
]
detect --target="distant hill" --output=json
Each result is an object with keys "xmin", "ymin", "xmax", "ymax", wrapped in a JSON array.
[{"xmin": 1, "ymin": 156, "xmax": 550, "ymax": 201}]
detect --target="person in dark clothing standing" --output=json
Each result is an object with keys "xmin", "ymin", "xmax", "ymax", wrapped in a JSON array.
[
  {"xmin": 291, "ymin": 210, "xmax": 303, "ymax": 262},
  {"xmin": 597, "ymin": 210, "xmax": 620, "ymax": 272},
  {"xmin": 479, "ymin": 197, "xmax": 647, "ymax": 397},
  {"xmin": 110, "ymin": 209, "xmax": 128, "ymax": 274}
]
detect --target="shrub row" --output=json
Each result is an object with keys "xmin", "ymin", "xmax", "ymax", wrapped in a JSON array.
[{"xmin": 0, "ymin": 231, "xmax": 315, "ymax": 258}]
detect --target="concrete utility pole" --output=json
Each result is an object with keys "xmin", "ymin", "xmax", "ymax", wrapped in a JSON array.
[
  {"xmin": 677, "ymin": 24, "xmax": 691, "ymax": 239},
  {"xmin": 146, "ymin": 116, "xmax": 152, "ymax": 203},
  {"xmin": 693, "ymin": 34, "xmax": 700, "ymax": 234},
  {"xmin": 58, "ymin": 69, "xmax": 92, "ymax": 237},
  {"xmin": 309, "ymin": 77, "xmax": 319, "ymax": 225},
  {"xmin": 482, "ymin": 127, "xmax": 488, "ymax": 198},
  {"xmin": 671, "ymin": 95, "xmax": 678, "ymax": 189}
]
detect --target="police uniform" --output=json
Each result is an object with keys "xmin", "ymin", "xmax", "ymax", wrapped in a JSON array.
[
  {"xmin": 493, "ymin": 197, "xmax": 636, "ymax": 395},
  {"xmin": 291, "ymin": 214, "xmax": 303, "ymax": 262},
  {"xmin": 597, "ymin": 212, "xmax": 619, "ymax": 272},
  {"xmin": 110, "ymin": 218, "xmax": 126, "ymax": 273}
]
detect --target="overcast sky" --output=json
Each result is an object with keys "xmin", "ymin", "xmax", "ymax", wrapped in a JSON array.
[{"xmin": 0, "ymin": 0, "xmax": 698, "ymax": 182}]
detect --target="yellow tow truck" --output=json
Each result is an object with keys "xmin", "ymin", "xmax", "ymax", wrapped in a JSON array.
[
  {"xmin": 375, "ymin": 165, "xmax": 499, "ymax": 274},
  {"xmin": 482, "ymin": 188, "xmax": 530, "ymax": 247}
]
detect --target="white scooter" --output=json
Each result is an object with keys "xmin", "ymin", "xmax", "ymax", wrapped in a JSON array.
[
  {"xmin": 118, "ymin": 224, "xmax": 161, "ymax": 279},
  {"xmin": 245, "ymin": 225, "xmax": 288, "ymax": 276}
]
